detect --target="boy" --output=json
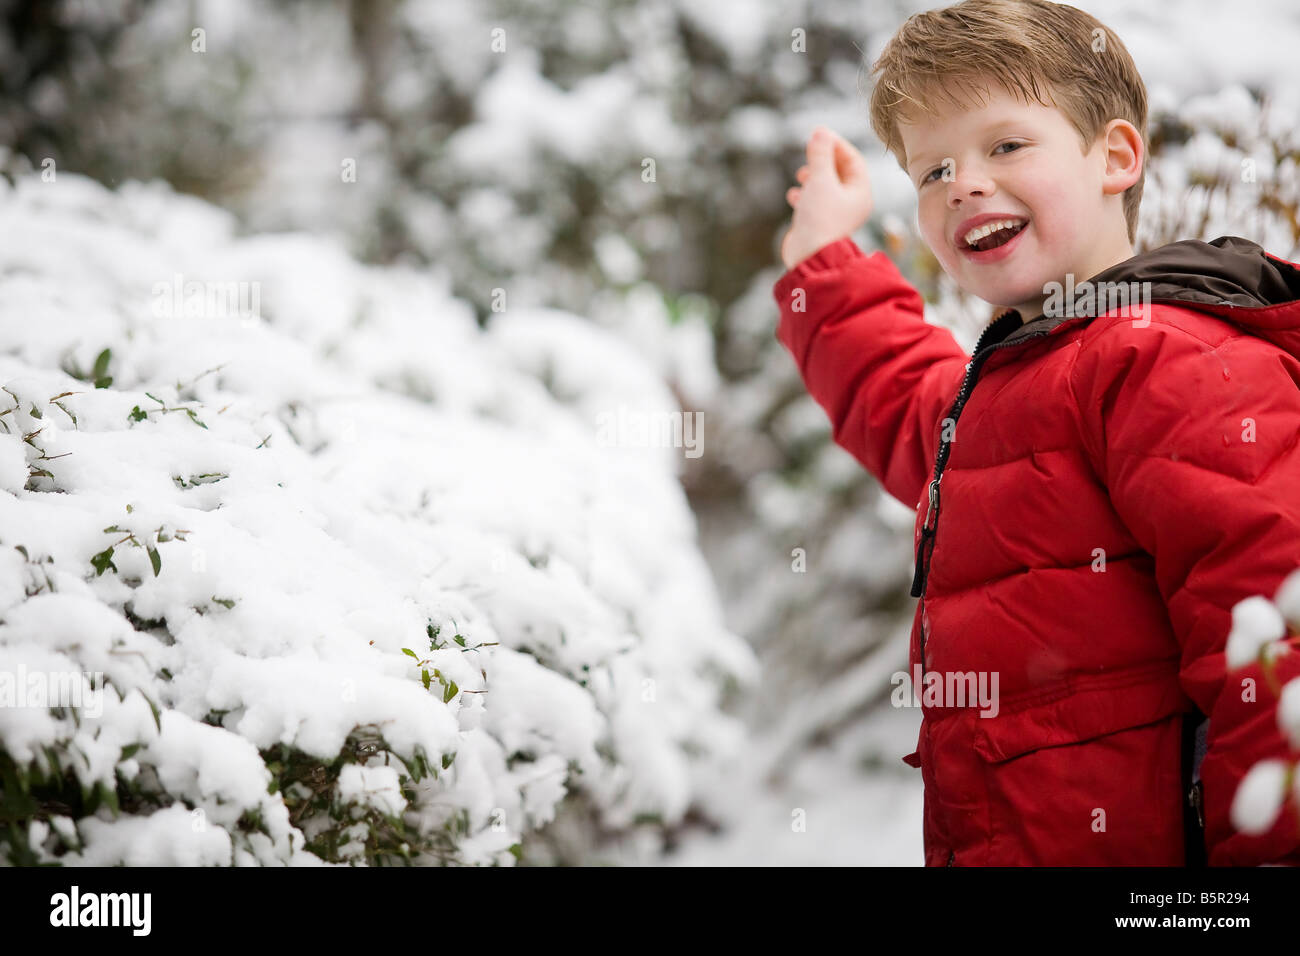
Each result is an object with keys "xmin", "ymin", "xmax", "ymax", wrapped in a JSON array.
[{"xmin": 773, "ymin": 0, "xmax": 1300, "ymax": 865}]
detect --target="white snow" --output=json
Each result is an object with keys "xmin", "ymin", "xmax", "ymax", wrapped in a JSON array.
[
  {"xmin": 1226, "ymin": 595, "xmax": 1288, "ymax": 669},
  {"xmin": 336, "ymin": 764, "xmax": 407, "ymax": 818},
  {"xmin": 0, "ymin": 170, "xmax": 758, "ymax": 865},
  {"xmin": 1230, "ymin": 758, "xmax": 1290, "ymax": 836}
]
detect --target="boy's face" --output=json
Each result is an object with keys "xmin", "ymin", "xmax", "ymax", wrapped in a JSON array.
[{"xmin": 898, "ymin": 83, "xmax": 1137, "ymax": 321}]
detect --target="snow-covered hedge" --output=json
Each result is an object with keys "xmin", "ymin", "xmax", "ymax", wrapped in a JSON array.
[
  {"xmin": 0, "ymin": 171, "xmax": 758, "ymax": 865},
  {"xmin": 1224, "ymin": 587, "xmax": 1300, "ymax": 837}
]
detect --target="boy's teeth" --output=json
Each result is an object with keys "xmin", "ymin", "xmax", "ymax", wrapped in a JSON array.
[{"xmin": 963, "ymin": 218, "xmax": 1026, "ymax": 245}]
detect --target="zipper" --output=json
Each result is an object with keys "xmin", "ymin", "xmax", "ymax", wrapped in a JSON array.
[
  {"xmin": 908, "ymin": 314, "xmax": 1068, "ymax": 677},
  {"xmin": 910, "ymin": 316, "xmax": 1029, "ymax": 598},
  {"xmin": 907, "ymin": 294, "xmax": 1217, "ymax": 613},
  {"xmin": 906, "ymin": 295, "xmax": 1232, "ymax": 864}
]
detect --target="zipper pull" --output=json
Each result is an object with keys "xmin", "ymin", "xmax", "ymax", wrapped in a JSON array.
[
  {"xmin": 909, "ymin": 477, "xmax": 940, "ymax": 598},
  {"xmin": 923, "ymin": 475, "xmax": 940, "ymax": 530},
  {"xmin": 1188, "ymin": 779, "xmax": 1204, "ymax": 829},
  {"xmin": 909, "ymin": 539, "xmax": 929, "ymax": 598}
]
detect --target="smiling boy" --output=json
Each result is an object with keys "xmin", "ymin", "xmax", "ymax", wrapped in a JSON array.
[
  {"xmin": 774, "ymin": 0, "xmax": 1300, "ymax": 866},
  {"xmin": 901, "ymin": 88, "xmax": 1142, "ymax": 326}
]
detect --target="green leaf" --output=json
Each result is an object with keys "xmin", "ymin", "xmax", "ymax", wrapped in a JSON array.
[
  {"xmin": 93, "ymin": 376, "xmax": 112, "ymax": 389},
  {"xmin": 211, "ymin": 596, "xmax": 235, "ymax": 609},
  {"xmin": 91, "ymin": 547, "xmax": 117, "ymax": 576},
  {"xmin": 138, "ymin": 692, "xmax": 162, "ymax": 733},
  {"xmin": 92, "ymin": 348, "xmax": 112, "ymax": 381},
  {"xmin": 421, "ymin": 668, "xmax": 431, "ymax": 690},
  {"xmin": 443, "ymin": 680, "xmax": 458, "ymax": 703},
  {"xmin": 454, "ymin": 634, "xmax": 466, "ymax": 647},
  {"xmin": 147, "ymin": 544, "xmax": 161, "ymax": 576},
  {"xmin": 128, "ymin": 406, "xmax": 147, "ymax": 423},
  {"xmin": 45, "ymin": 745, "xmax": 62, "ymax": 778},
  {"xmin": 401, "ymin": 647, "xmax": 418, "ymax": 659},
  {"xmin": 52, "ymin": 399, "xmax": 77, "ymax": 426}
]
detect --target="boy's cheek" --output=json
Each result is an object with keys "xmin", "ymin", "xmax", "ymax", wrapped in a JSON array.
[{"xmin": 917, "ymin": 217, "xmax": 950, "ymax": 261}]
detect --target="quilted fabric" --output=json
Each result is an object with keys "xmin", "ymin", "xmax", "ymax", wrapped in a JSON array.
[{"xmin": 773, "ymin": 235, "xmax": 1300, "ymax": 865}]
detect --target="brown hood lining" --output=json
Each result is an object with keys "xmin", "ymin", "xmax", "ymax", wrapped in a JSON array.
[{"xmin": 992, "ymin": 235, "xmax": 1300, "ymax": 346}]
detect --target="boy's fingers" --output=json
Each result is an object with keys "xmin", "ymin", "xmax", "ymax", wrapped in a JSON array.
[
  {"xmin": 831, "ymin": 136, "xmax": 865, "ymax": 181},
  {"xmin": 795, "ymin": 165, "xmax": 810, "ymax": 183},
  {"xmin": 807, "ymin": 127, "xmax": 867, "ymax": 186},
  {"xmin": 806, "ymin": 127, "xmax": 834, "ymax": 172},
  {"xmin": 832, "ymin": 129, "xmax": 863, "ymax": 157}
]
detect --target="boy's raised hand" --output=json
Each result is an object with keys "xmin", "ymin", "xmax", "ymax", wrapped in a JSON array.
[{"xmin": 779, "ymin": 126, "xmax": 874, "ymax": 271}]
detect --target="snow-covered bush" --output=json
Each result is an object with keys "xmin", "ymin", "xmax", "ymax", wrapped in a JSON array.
[
  {"xmin": 1225, "ymin": 579, "xmax": 1300, "ymax": 838},
  {"xmin": 0, "ymin": 170, "xmax": 757, "ymax": 865}
]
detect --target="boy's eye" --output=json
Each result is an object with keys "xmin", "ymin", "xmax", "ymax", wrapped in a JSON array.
[
  {"xmin": 920, "ymin": 142, "xmax": 1024, "ymax": 186},
  {"xmin": 921, "ymin": 160, "xmax": 953, "ymax": 185}
]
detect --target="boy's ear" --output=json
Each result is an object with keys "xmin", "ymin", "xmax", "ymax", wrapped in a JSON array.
[{"xmin": 1100, "ymin": 119, "xmax": 1143, "ymax": 196}]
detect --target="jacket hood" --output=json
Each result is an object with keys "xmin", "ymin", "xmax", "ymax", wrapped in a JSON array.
[{"xmin": 995, "ymin": 235, "xmax": 1300, "ymax": 359}]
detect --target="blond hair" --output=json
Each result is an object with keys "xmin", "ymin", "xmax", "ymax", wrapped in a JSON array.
[{"xmin": 865, "ymin": 0, "xmax": 1148, "ymax": 243}]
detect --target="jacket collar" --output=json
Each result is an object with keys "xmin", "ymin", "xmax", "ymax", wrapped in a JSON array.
[{"xmin": 982, "ymin": 235, "xmax": 1300, "ymax": 358}]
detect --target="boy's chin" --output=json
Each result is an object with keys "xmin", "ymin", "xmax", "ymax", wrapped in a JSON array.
[
  {"xmin": 936, "ymin": 257, "xmax": 1048, "ymax": 316},
  {"xmin": 967, "ymin": 288, "xmax": 1040, "ymax": 315},
  {"xmin": 963, "ymin": 297, "xmax": 1041, "ymax": 322}
]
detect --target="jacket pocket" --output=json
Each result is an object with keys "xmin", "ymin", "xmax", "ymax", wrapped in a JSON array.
[{"xmin": 972, "ymin": 660, "xmax": 1189, "ymax": 763}]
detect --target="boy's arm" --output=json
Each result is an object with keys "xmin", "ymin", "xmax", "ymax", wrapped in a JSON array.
[
  {"xmin": 772, "ymin": 237, "xmax": 970, "ymax": 510},
  {"xmin": 1069, "ymin": 315, "xmax": 1300, "ymax": 866}
]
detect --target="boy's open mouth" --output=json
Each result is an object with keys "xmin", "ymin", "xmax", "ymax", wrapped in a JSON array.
[
  {"xmin": 963, "ymin": 219, "xmax": 1028, "ymax": 252},
  {"xmin": 957, "ymin": 218, "xmax": 1031, "ymax": 263}
]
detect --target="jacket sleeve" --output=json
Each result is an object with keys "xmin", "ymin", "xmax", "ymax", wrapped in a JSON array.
[
  {"xmin": 772, "ymin": 237, "xmax": 969, "ymax": 510},
  {"xmin": 1068, "ymin": 313, "xmax": 1300, "ymax": 866}
]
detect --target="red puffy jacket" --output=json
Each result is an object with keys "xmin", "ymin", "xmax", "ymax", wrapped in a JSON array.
[{"xmin": 773, "ymin": 235, "xmax": 1300, "ymax": 866}]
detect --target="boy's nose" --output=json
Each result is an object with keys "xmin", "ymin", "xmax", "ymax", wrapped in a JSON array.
[{"xmin": 947, "ymin": 171, "xmax": 995, "ymax": 207}]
